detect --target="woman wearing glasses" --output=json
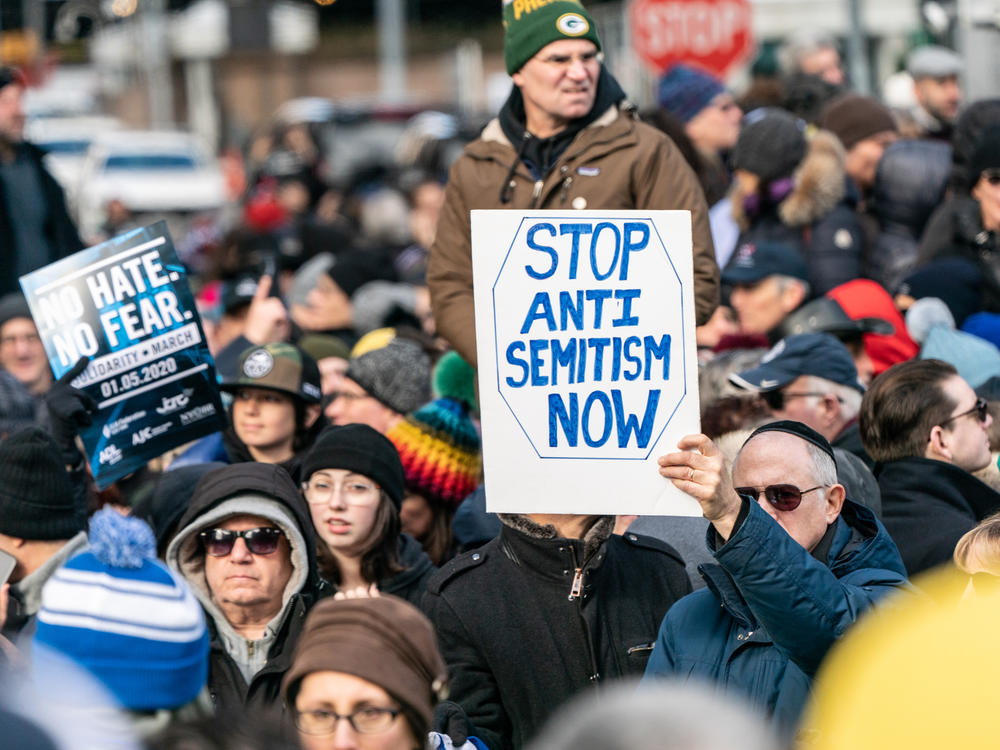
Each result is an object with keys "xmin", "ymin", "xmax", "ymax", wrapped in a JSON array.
[
  {"xmin": 301, "ymin": 424, "xmax": 435, "ymax": 605},
  {"xmin": 282, "ymin": 594, "xmax": 453, "ymax": 750}
]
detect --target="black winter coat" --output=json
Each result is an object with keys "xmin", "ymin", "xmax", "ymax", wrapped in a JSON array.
[
  {"xmin": 876, "ymin": 457, "xmax": 1000, "ymax": 576},
  {"xmin": 0, "ymin": 142, "xmax": 82, "ymax": 295},
  {"xmin": 422, "ymin": 518, "xmax": 691, "ymax": 750},
  {"xmin": 915, "ymin": 196, "xmax": 1000, "ymax": 313}
]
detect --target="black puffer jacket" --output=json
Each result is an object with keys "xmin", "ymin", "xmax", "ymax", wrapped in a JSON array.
[
  {"xmin": 422, "ymin": 516, "xmax": 691, "ymax": 750},
  {"xmin": 166, "ymin": 463, "xmax": 330, "ymax": 715},
  {"xmin": 866, "ymin": 139, "xmax": 951, "ymax": 292}
]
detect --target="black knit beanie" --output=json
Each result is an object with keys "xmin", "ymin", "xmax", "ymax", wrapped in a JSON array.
[
  {"xmin": 0, "ymin": 427, "xmax": 84, "ymax": 540},
  {"xmin": 302, "ymin": 424, "xmax": 405, "ymax": 508}
]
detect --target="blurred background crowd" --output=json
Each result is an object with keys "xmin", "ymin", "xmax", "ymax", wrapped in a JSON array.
[{"xmin": 1, "ymin": 0, "xmax": 1000, "ymax": 748}]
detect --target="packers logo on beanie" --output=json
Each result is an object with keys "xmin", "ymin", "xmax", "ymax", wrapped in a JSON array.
[{"xmin": 503, "ymin": 0, "xmax": 602, "ymax": 75}]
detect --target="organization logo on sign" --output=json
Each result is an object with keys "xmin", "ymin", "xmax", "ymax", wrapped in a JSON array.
[{"xmin": 156, "ymin": 389, "xmax": 193, "ymax": 415}]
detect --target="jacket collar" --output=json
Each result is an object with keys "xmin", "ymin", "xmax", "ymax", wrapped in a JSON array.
[
  {"xmin": 497, "ymin": 515, "xmax": 614, "ymax": 582},
  {"xmin": 876, "ymin": 456, "xmax": 1000, "ymax": 518},
  {"xmin": 730, "ymin": 129, "xmax": 847, "ymax": 230}
]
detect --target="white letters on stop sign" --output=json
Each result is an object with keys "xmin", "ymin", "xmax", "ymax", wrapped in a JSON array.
[{"xmin": 638, "ymin": 1, "xmax": 749, "ymax": 57}]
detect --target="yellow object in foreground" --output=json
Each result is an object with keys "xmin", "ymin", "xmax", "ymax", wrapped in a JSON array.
[{"xmin": 800, "ymin": 565, "xmax": 998, "ymax": 748}]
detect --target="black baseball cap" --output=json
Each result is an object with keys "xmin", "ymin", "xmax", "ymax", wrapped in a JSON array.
[
  {"xmin": 721, "ymin": 241, "xmax": 809, "ymax": 285},
  {"xmin": 729, "ymin": 333, "xmax": 864, "ymax": 394}
]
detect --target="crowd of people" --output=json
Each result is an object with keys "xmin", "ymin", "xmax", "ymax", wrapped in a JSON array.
[{"xmin": 2, "ymin": 0, "xmax": 1000, "ymax": 747}]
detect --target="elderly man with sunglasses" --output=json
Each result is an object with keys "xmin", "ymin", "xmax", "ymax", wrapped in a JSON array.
[
  {"xmin": 167, "ymin": 462, "xmax": 330, "ymax": 715},
  {"xmin": 859, "ymin": 358, "xmax": 1000, "ymax": 577},
  {"xmin": 642, "ymin": 421, "xmax": 907, "ymax": 736}
]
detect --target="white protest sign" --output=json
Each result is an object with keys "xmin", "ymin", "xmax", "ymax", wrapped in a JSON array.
[{"xmin": 472, "ymin": 210, "xmax": 702, "ymax": 515}]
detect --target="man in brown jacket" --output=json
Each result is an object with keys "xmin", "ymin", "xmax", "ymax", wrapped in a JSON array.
[{"xmin": 428, "ymin": 0, "xmax": 719, "ymax": 369}]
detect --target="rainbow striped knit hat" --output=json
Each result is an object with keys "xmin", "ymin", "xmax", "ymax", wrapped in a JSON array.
[{"xmin": 388, "ymin": 352, "xmax": 481, "ymax": 509}]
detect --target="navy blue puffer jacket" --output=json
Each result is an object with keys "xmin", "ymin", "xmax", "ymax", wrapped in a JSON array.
[{"xmin": 642, "ymin": 498, "xmax": 908, "ymax": 732}]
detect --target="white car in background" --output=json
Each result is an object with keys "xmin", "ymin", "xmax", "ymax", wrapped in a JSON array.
[
  {"xmin": 74, "ymin": 130, "xmax": 226, "ymax": 240},
  {"xmin": 26, "ymin": 116, "xmax": 123, "ymax": 196}
]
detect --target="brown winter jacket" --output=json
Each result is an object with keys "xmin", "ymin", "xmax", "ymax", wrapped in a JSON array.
[{"xmin": 427, "ymin": 103, "xmax": 719, "ymax": 368}]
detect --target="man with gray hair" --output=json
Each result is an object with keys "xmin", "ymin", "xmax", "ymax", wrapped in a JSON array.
[
  {"xmin": 643, "ymin": 421, "xmax": 907, "ymax": 734},
  {"xmin": 778, "ymin": 30, "xmax": 845, "ymax": 86}
]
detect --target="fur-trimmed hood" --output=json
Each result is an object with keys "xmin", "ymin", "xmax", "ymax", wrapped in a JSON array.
[{"xmin": 732, "ymin": 129, "xmax": 848, "ymax": 230}]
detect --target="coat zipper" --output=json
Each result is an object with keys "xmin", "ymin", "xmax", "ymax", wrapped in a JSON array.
[
  {"xmin": 568, "ymin": 545, "xmax": 601, "ymax": 683},
  {"xmin": 532, "ymin": 179, "xmax": 544, "ymax": 206}
]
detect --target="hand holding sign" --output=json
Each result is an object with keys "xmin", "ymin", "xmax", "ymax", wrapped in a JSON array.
[
  {"xmin": 244, "ymin": 275, "xmax": 290, "ymax": 345},
  {"xmin": 44, "ymin": 356, "xmax": 98, "ymax": 465},
  {"xmin": 658, "ymin": 434, "xmax": 739, "ymax": 538}
]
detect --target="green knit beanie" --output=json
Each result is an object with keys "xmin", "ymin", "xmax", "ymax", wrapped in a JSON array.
[{"xmin": 502, "ymin": 0, "xmax": 602, "ymax": 75}]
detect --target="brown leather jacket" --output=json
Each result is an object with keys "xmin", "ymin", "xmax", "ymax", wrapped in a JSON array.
[{"xmin": 428, "ymin": 103, "xmax": 719, "ymax": 367}]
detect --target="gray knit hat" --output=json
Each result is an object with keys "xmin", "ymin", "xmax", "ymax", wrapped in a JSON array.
[{"xmin": 345, "ymin": 338, "xmax": 431, "ymax": 415}]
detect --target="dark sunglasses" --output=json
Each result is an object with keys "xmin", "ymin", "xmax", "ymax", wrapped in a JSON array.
[
  {"xmin": 199, "ymin": 527, "xmax": 283, "ymax": 557},
  {"xmin": 734, "ymin": 484, "xmax": 824, "ymax": 512},
  {"xmin": 981, "ymin": 168, "xmax": 1000, "ymax": 186},
  {"xmin": 941, "ymin": 397, "xmax": 989, "ymax": 427}
]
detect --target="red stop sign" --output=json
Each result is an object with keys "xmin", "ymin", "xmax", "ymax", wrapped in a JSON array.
[{"xmin": 629, "ymin": 0, "xmax": 755, "ymax": 77}]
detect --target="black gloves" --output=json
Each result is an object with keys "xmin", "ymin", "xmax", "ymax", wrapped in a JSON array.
[
  {"xmin": 433, "ymin": 700, "xmax": 473, "ymax": 746},
  {"xmin": 43, "ymin": 357, "xmax": 97, "ymax": 465}
]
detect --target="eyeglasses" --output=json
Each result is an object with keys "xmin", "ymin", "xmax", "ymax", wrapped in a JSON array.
[
  {"xmin": 734, "ymin": 484, "xmax": 825, "ymax": 512},
  {"xmin": 199, "ymin": 527, "xmax": 284, "ymax": 557},
  {"xmin": 761, "ymin": 390, "xmax": 840, "ymax": 411},
  {"xmin": 940, "ymin": 397, "xmax": 989, "ymax": 427},
  {"xmin": 302, "ymin": 477, "xmax": 380, "ymax": 506},
  {"xmin": 981, "ymin": 168, "xmax": 1000, "ymax": 186},
  {"xmin": 533, "ymin": 49, "xmax": 603, "ymax": 69},
  {"xmin": 294, "ymin": 706, "xmax": 399, "ymax": 735}
]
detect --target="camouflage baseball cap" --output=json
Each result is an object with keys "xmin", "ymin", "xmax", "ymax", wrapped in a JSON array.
[{"xmin": 221, "ymin": 342, "xmax": 322, "ymax": 404}]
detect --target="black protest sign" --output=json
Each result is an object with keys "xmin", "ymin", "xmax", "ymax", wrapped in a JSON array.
[{"xmin": 20, "ymin": 221, "xmax": 224, "ymax": 488}]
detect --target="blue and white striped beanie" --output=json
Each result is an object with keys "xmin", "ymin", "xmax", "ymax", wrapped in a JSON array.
[{"xmin": 34, "ymin": 507, "xmax": 209, "ymax": 712}]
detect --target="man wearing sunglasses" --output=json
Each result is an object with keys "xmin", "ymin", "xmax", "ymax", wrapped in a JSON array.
[
  {"xmin": 860, "ymin": 358, "xmax": 1000, "ymax": 576},
  {"xmin": 167, "ymin": 462, "xmax": 329, "ymax": 714},
  {"xmin": 643, "ymin": 421, "xmax": 907, "ymax": 736}
]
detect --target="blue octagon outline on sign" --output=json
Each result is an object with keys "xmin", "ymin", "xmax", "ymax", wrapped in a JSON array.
[{"xmin": 491, "ymin": 215, "xmax": 688, "ymax": 460}]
